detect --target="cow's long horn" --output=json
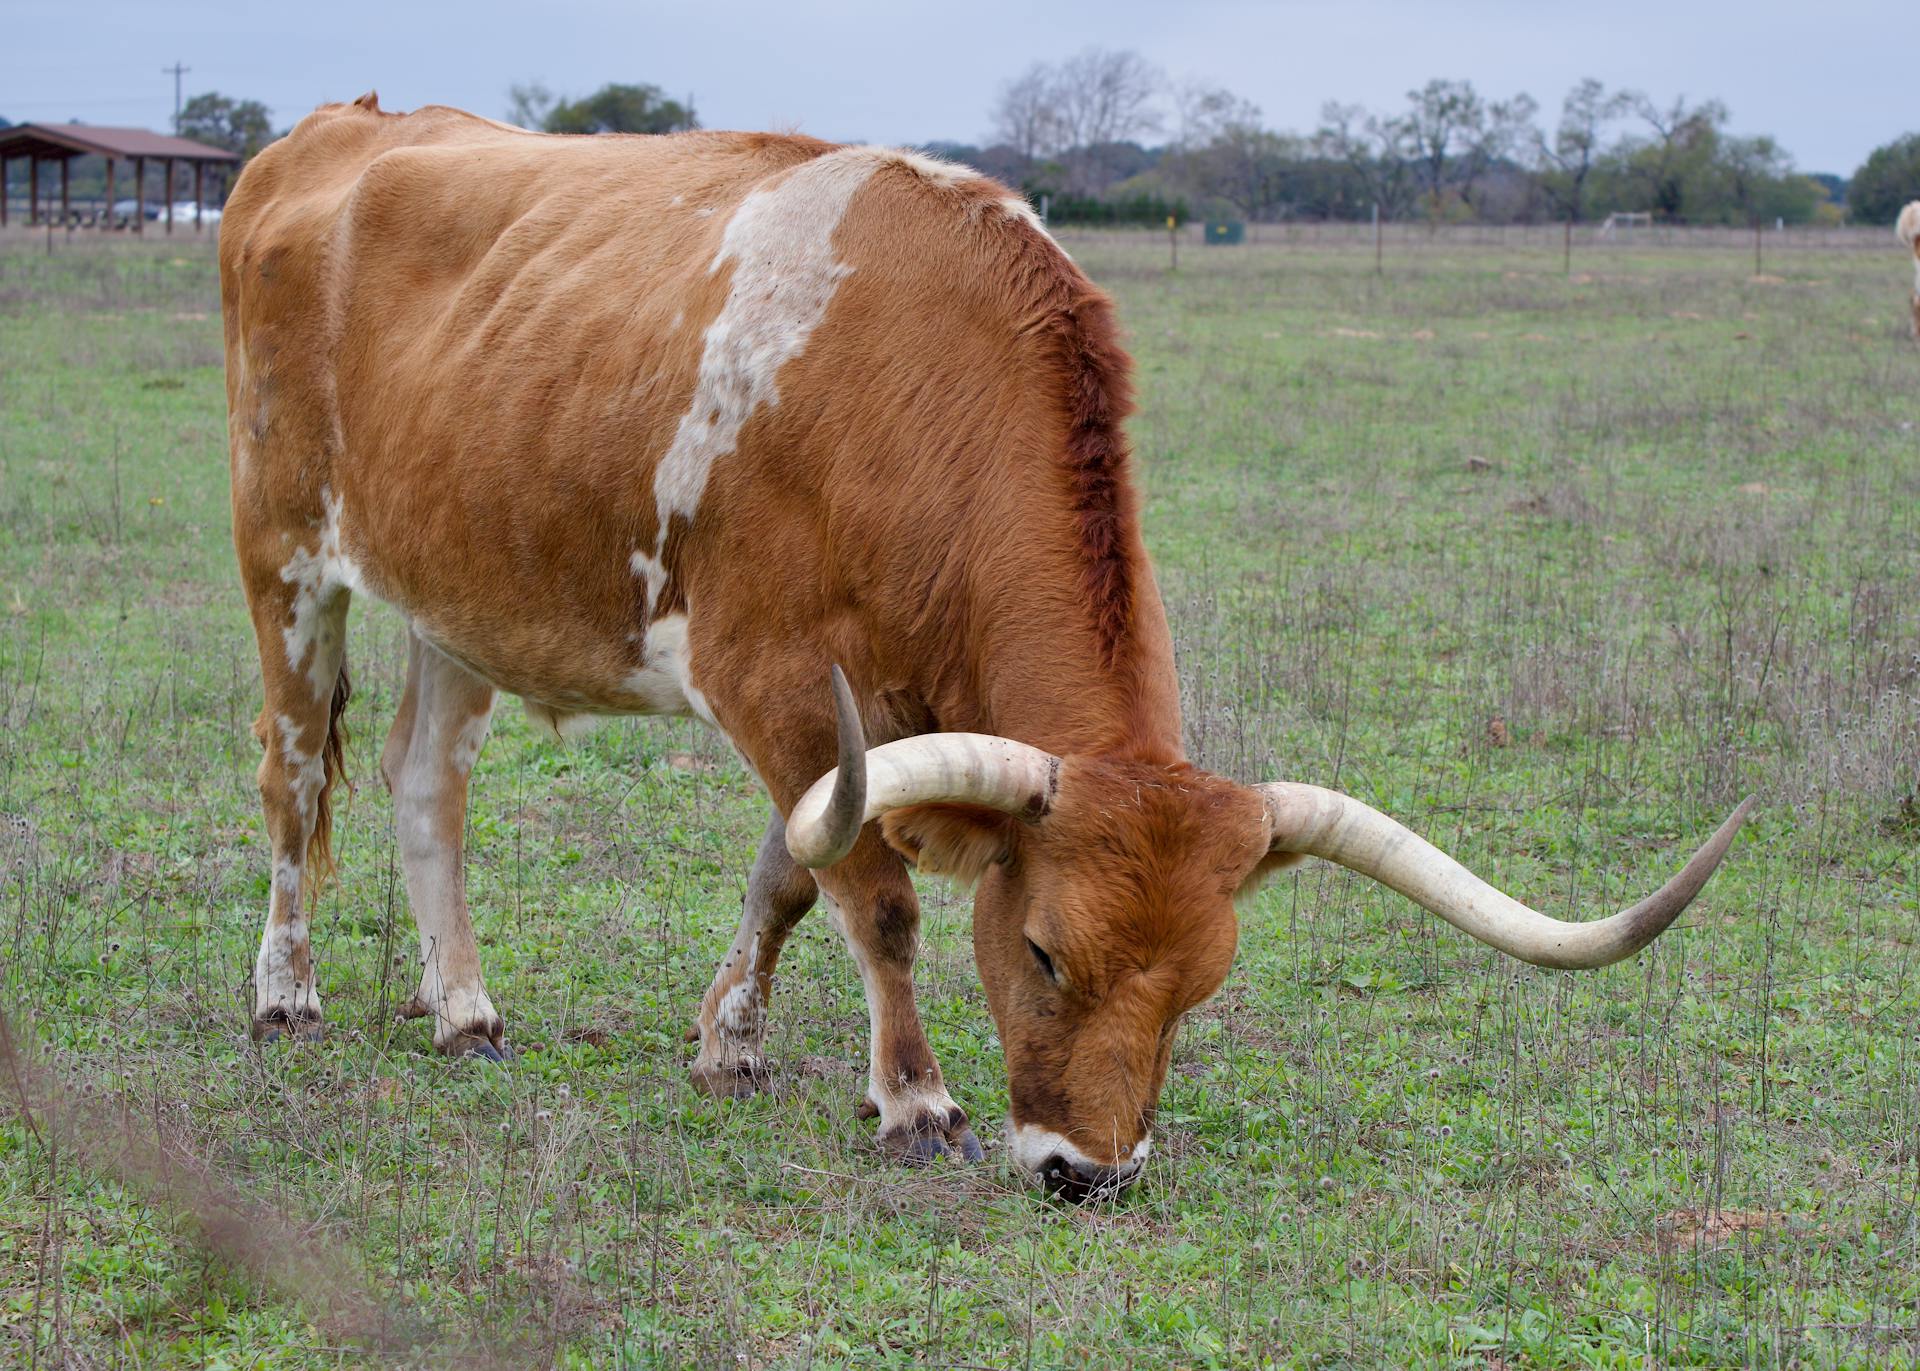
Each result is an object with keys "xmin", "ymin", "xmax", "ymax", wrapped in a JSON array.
[
  {"xmin": 785, "ymin": 667, "xmax": 1061, "ymax": 869},
  {"xmin": 1256, "ymin": 784, "xmax": 1755, "ymax": 970}
]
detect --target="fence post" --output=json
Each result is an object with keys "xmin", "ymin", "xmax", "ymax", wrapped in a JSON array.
[
  {"xmin": 1372, "ymin": 202, "xmax": 1381, "ymax": 275},
  {"xmin": 1564, "ymin": 216, "xmax": 1572, "ymax": 276},
  {"xmin": 1168, "ymin": 214, "xmax": 1178, "ymax": 272}
]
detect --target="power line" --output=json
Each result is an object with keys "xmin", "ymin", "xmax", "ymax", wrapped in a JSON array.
[{"xmin": 161, "ymin": 60, "xmax": 191, "ymax": 131}]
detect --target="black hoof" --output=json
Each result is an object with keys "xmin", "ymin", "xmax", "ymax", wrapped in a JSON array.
[
  {"xmin": 465, "ymin": 1040, "xmax": 508, "ymax": 1063},
  {"xmin": 252, "ymin": 1012, "xmax": 322, "ymax": 1046},
  {"xmin": 900, "ymin": 1134, "xmax": 949, "ymax": 1165},
  {"xmin": 955, "ymin": 1128, "xmax": 986, "ymax": 1163},
  {"xmin": 690, "ymin": 1058, "xmax": 767, "ymax": 1099}
]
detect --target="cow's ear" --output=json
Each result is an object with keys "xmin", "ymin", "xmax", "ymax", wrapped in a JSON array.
[
  {"xmin": 881, "ymin": 804, "xmax": 1013, "ymax": 884},
  {"xmin": 1236, "ymin": 849, "xmax": 1306, "ymax": 905}
]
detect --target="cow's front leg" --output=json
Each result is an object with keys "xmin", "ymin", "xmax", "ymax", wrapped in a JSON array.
[
  {"xmin": 819, "ymin": 837, "xmax": 983, "ymax": 1164},
  {"xmin": 690, "ymin": 810, "xmax": 818, "ymax": 1096},
  {"xmin": 382, "ymin": 631, "xmax": 505, "ymax": 1059}
]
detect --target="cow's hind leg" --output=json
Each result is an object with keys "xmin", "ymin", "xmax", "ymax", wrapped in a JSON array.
[
  {"xmin": 382, "ymin": 631, "xmax": 504, "ymax": 1058},
  {"xmin": 241, "ymin": 559, "xmax": 352, "ymax": 1043},
  {"xmin": 690, "ymin": 810, "xmax": 818, "ymax": 1096},
  {"xmin": 818, "ymin": 837, "xmax": 983, "ymax": 1164}
]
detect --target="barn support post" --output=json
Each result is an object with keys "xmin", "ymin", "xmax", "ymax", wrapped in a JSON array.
[
  {"xmin": 1, "ymin": 156, "xmax": 8, "ymax": 228},
  {"xmin": 104, "ymin": 157, "xmax": 116, "ymax": 229},
  {"xmin": 60, "ymin": 157, "xmax": 70, "ymax": 230},
  {"xmin": 134, "ymin": 158, "xmax": 144, "ymax": 235},
  {"xmin": 194, "ymin": 161, "xmax": 203, "ymax": 231},
  {"xmin": 28, "ymin": 155, "xmax": 39, "ymax": 226},
  {"xmin": 164, "ymin": 158, "xmax": 175, "ymax": 234}
]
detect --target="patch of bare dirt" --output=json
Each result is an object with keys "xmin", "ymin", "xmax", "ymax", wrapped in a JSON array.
[{"xmin": 1656, "ymin": 1208, "xmax": 1791, "ymax": 1254}]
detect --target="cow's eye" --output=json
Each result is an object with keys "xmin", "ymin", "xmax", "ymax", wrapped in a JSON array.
[{"xmin": 1027, "ymin": 937, "xmax": 1059, "ymax": 985}]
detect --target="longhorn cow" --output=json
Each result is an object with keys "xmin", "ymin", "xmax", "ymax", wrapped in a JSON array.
[{"xmin": 221, "ymin": 96, "xmax": 1750, "ymax": 1198}]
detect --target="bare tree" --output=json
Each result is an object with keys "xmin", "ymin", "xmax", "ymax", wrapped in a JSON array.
[
  {"xmin": 1161, "ymin": 86, "xmax": 1295, "ymax": 220},
  {"xmin": 1457, "ymin": 92, "xmax": 1538, "ymax": 216},
  {"xmin": 989, "ymin": 64, "xmax": 1061, "ymax": 171},
  {"xmin": 1622, "ymin": 92, "xmax": 1728, "ymax": 217},
  {"xmin": 1402, "ymin": 79, "xmax": 1483, "ymax": 217},
  {"xmin": 1049, "ymin": 48, "xmax": 1163, "ymax": 193},
  {"xmin": 1315, "ymin": 100, "xmax": 1415, "ymax": 217},
  {"xmin": 1531, "ymin": 79, "xmax": 1629, "ymax": 220},
  {"xmin": 1202, "ymin": 123, "xmax": 1302, "ymax": 222},
  {"xmin": 1170, "ymin": 80, "xmax": 1251, "ymax": 152}
]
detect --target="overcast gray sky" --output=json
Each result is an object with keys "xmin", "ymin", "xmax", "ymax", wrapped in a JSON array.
[{"xmin": 2, "ymin": 0, "xmax": 1905, "ymax": 174}]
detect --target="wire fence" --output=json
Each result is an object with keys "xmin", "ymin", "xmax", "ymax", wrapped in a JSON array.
[{"xmin": 1055, "ymin": 220, "xmax": 1896, "ymax": 256}]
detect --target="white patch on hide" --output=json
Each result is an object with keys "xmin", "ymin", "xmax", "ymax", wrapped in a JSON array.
[
  {"xmin": 619, "ymin": 612, "xmax": 719, "ymax": 725},
  {"xmin": 276, "ymin": 714, "xmax": 326, "ymax": 822},
  {"xmin": 712, "ymin": 933, "xmax": 762, "ymax": 1037},
  {"xmin": 629, "ymin": 548, "xmax": 668, "ymax": 613},
  {"xmin": 643, "ymin": 149, "xmax": 879, "ymax": 611},
  {"xmin": 521, "ymin": 701, "xmax": 605, "ymax": 743},
  {"xmin": 254, "ymin": 855, "xmax": 319, "ymax": 1021},
  {"xmin": 884, "ymin": 147, "xmax": 971, "ymax": 186},
  {"xmin": 276, "ymin": 486, "xmax": 370, "ymax": 698},
  {"xmin": 998, "ymin": 195, "xmax": 1047, "ymax": 234},
  {"xmin": 449, "ymin": 706, "xmax": 493, "ymax": 775}
]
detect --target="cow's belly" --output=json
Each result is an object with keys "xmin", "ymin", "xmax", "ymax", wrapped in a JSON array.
[{"xmin": 311, "ymin": 483, "xmax": 713, "ymax": 732}]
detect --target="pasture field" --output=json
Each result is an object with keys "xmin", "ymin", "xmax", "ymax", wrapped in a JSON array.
[{"xmin": 1, "ymin": 226, "xmax": 1917, "ymax": 1368}]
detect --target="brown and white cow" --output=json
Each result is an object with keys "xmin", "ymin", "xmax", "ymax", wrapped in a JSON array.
[
  {"xmin": 1899, "ymin": 201, "xmax": 1920, "ymax": 337},
  {"xmin": 221, "ymin": 95, "xmax": 1750, "ymax": 1197}
]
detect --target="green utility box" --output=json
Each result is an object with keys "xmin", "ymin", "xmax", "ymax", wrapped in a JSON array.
[{"xmin": 1204, "ymin": 221, "xmax": 1245, "ymax": 245}]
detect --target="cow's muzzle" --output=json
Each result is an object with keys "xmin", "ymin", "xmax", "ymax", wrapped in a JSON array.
[{"xmin": 1010, "ymin": 1123, "xmax": 1148, "ymax": 1201}]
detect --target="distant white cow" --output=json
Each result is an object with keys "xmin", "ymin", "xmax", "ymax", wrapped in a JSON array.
[{"xmin": 1898, "ymin": 201, "xmax": 1920, "ymax": 337}]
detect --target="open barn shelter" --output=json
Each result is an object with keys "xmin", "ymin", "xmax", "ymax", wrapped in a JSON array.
[{"xmin": 0, "ymin": 123, "xmax": 239, "ymax": 231}]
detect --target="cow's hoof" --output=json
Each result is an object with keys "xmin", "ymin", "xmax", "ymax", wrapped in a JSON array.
[
  {"xmin": 690, "ymin": 1056, "xmax": 768, "ymax": 1099},
  {"xmin": 878, "ymin": 1105, "xmax": 983, "ymax": 1166},
  {"xmin": 437, "ymin": 1029, "xmax": 510, "ymax": 1059},
  {"xmin": 251, "ymin": 1010, "xmax": 323, "ymax": 1045},
  {"xmin": 434, "ymin": 1021, "xmax": 509, "ymax": 1061}
]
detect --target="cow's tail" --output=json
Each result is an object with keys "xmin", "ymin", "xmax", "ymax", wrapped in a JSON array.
[
  {"xmin": 307, "ymin": 661, "xmax": 354, "ymax": 886},
  {"xmin": 1898, "ymin": 201, "xmax": 1920, "ymax": 253}
]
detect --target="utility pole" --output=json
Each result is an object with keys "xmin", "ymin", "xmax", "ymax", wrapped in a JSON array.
[{"xmin": 162, "ymin": 61, "xmax": 191, "ymax": 131}]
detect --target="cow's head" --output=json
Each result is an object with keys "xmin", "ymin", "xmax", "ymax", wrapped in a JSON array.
[{"xmin": 787, "ymin": 670, "xmax": 1752, "ymax": 1200}]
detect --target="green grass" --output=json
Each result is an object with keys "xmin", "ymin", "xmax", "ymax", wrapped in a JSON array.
[{"xmin": 1, "ymin": 227, "xmax": 1917, "ymax": 1368}]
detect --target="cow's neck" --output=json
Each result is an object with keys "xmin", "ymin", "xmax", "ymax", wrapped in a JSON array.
[{"xmin": 948, "ymin": 553, "xmax": 1186, "ymax": 766}]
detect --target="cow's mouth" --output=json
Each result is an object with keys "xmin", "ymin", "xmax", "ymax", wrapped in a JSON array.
[
  {"xmin": 1037, "ymin": 1154, "xmax": 1144, "ymax": 1202},
  {"xmin": 1010, "ymin": 1123, "xmax": 1149, "ymax": 1200}
]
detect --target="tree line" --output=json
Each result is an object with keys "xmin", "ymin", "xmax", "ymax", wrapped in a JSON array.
[{"xmin": 932, "ymin": 50, "xmax": 1903, "ymax": 228}]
